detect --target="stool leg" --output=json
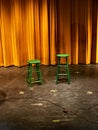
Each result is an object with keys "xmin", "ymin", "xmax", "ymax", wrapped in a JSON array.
[
  {"xmin": 27, "ymin": 63, "xmax": 33, "ymax": 86},
  {"xmin": 56, "ymin": 57, "xmax": 60, "ymax": 84},
  {"xmin": 66, "ymin": 57, "xmax": 70, "ymax": 84},
  {"xmin": 36, "ymin": 63, "xmax": 43, "ymax": 84}
]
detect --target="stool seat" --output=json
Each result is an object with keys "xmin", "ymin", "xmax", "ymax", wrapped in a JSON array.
[
  {"xmin": 28, "ymin": 59, "xmax": 40, "ymax": 64},
  {"xmin": 27, "ymin": 59, "xmax": 42, "ymax": 86},
  {"xmin": 56, "ymin": 54, "xmax": 70, "ymax": 84},
  {"xmin": 57, "ymin": 54, "xmax": 69, "ymax": 57}
]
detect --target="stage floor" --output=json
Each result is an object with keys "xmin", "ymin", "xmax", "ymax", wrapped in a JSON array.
[{"xmin": 0, "ymin": 64, "xmax": 98, "ymax": 130}]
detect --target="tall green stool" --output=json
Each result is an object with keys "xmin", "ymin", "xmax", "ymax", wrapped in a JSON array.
[
  {"xmin": 56, "ymin": 54, "xmax": 70, "ymax": 84},
  {"xmin": 27, "ymin": 59, "xmax": 42, "ymax": 86}
]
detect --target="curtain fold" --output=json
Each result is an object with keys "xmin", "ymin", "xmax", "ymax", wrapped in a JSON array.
[
  {"xmin": 91, "ymin": 0, "xmax": 98, "ymax": 63},
  {"xmin": 58, "ymin": 0, "xmax": 71, "ymax": 64},
  {"xmin": 49, "ymin": 0, "xmax": 57, "ymax": 65},
  {"xmin": 39, "ymin": 0, "xmax": 49, "ymax": 65},
  {"xmin": 0, "ymin": 1, "xmax": 3, "ymax": 66},
  {"xmin": 71, "ymin": 0, "xmax": 79, "ymax": 64},
  {"xmin": 0, "ymin": 0, "xmax": 98, "ymax": 67}
]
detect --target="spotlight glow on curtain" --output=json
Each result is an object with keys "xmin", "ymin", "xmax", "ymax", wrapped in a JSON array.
[{"xmin": 0, "ymin": 0, "xmax": 98, "ymax": 67}]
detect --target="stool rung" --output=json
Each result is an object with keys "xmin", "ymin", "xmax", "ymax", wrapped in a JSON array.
[
  {"xmin": 31, "ymin": 80, "xmax": 41, "ymax": 83},
  {"xmin": 32, "ymin": 70, "xmax": 40, "ymax": 72},
  {"xmin": 36, "ymin": 71, "xmax": 40, "ymax": 72},
  {"xmin": 58, "ymin": 74, "xmax": 67, "ymax": 76},
  {"xmin": 58, "ymin": 64, "xmax": 67, "ymax": 67}
]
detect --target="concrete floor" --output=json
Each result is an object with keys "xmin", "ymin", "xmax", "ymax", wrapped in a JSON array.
[{"xmin": 0, "ymin": 64, "xmax": 98, "ymax": 130}]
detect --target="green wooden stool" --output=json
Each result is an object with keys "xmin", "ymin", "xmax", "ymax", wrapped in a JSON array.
[
  {"xmin": 27, "ymin": 59, "xmax": 43, "ymax": 86},
  {"xmin": 56, "ymin": 54, "xmax": 70, "ymax": 84}
]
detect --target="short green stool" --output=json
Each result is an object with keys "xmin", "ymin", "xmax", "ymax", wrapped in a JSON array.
[
  {"xmin": 27, "ymin": 59, "xmax": 42, "ymax": 86},
  {"xmin": 56, "ymin": 54, "xmax": 70, "ymax": 84}
]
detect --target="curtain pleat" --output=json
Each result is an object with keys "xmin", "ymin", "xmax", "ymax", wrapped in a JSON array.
[
  {"xmin": 58, "ymin": 0, "xmax": 71, "ymax": 64},
  {"xmin": 49, "ymin": 0, "xmax": 57, "ymax": 65},
  {"xmin": 34, "ymin": 0, "xmax": 41, "ymax": 60},
  {"xmin": 1, "ymin": 0, "xmax": 14, "ymax": 66},
  {"xmin": 26, "ymin": 0, "xmax": 35, "ymax": 63},
  {"xmin": 39, "ymin": 0, "xmax": 49, "ymax": 65},
  {"xmin": 91, "ymin": 1, "xmax": 98, "ymax": 63},
  {"xmin": 0, "ymin": 1, "xmax": 3, "ymax": 66},
  {"xmin": 71, "ymin": 0, "xmax": 79, "ymax": 64},
  {"xmin": 0, "ymin": 0, "xmax": 98, "ymax": 67}
]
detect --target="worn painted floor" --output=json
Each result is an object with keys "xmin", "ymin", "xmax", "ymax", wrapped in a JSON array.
[{"xmin": 0, "ymin": 64, "xmax": 98, "ymax": 130}]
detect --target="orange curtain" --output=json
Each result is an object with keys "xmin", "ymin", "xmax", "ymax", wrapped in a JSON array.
[{"xmin": 0, "ymin": 0, "xmax": 98, "ymax": 67}]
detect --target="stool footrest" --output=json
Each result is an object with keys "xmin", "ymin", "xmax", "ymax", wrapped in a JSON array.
[
  {"xmin": 58, "ymin": 64, "xmax": 67, "ymax": 66},
  {"xmin": 58, "ymin": 65, "xmax": 67, "ymax": 67},
  {"xmin": 58, "ymin": 74, "xmax": 68, "ymax": 76},
  {"xmin": 27, "ymin": 80, "xmax": 42, "ymax": 84},
  {"xmin": 32, "ymin": 70, "xmax": 40, "ymax": 72},
  {"xmin": 31, "ymin": 80, "xmax": 42, "ymax": 83}
]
